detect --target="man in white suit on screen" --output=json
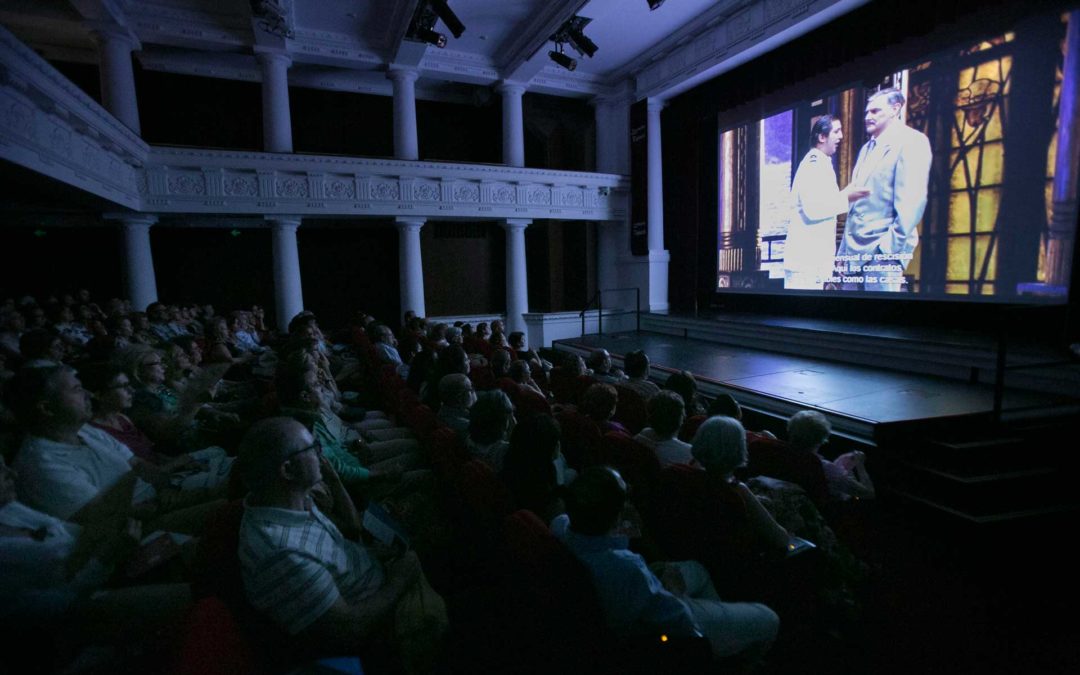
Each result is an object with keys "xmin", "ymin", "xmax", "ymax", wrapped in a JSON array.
[{"xmin": 837, "ymin": 87, "xmax": 932, "ymax": 292}]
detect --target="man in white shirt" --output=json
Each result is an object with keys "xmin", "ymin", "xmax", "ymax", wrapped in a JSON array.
[{"xmin": 784, "ymin": 115, "xmax": 870, "ymax": 289}]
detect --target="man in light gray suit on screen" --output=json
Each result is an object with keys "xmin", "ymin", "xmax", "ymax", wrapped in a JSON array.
[{"xmin": 837, "ymin": 87, "xmax": 932, "ymax": 292}]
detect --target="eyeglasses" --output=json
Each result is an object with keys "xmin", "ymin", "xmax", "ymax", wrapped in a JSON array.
[{"xmin": 284, "ymin": 439, "xmax": 322, "ymax": 462}]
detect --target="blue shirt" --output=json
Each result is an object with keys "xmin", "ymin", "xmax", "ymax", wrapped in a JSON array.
[{"xmin": 551, "ymin": 515, "xmax": 698, "ymax": 639}]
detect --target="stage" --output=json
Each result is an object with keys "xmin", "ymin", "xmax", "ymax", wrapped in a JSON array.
[{"xmin": 552, "ymin": 312, "xmax": 1080, "ymax": 445}]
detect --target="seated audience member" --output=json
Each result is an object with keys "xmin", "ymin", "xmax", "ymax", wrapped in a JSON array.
[
  {"xmin": 635, "ymin": 390, "xmax": 698, "ymax": 468},
  {"xmin": 691, "ymin": 417, "xmax": 791, "ymax": 554},
  {"xmin": 466, "ymin": 391, "xmax": 515, "ymax": 472},
  {"xmin": 236, "ymin": 418, "xmax": 446, "ymax": 667},
  {"xmin": 146, "ymin": 302, "xmax": 184, "ymax": 343},
  {"xmin": 621, "ymin": 350, "xmax": 661, "ymax": 401},
  {"xmin": 0, "ymin": 454, "xmax": 191, "ymax": 658},
  {"xmin": 489, "ymin": 348, "xmax": 512, "ymax": 381},
  {"xmin": 276, "ymin": 366, "xmax": 419, "ymax": 488},
  {"xmin": 51, "ymin": 305, "xmax": 92, "ymax": 347},
  {"xmin": 508, "ymin": 331, "xmax": 551, "ymax": 373},
  {"xmin": 113, "ymin": 344, "xmax": 233, "ymax": 452},
  {"xmin": 0, "ymin": 308, "xmax": 25, "ymax": 359},
  {"xmin": 82, "ymin": 363, "xmax": 233, "ymax": 491},
  {"xmin": 552, "ymin": 466, "xmax": 779, "ymax": 663},
  {"xmin": 204, "ymin": 317, "xmax": 249, "ymax": 366},
  {"xmin": 7, "ymin": 366, "xmax": 220, "ymax": 533},
  {"xmin": 586, "ymin": 349, "xmax": 625, "ymax": 383},
  {"xmin": 506, "ymin": 360, "xmax": 545, "ymax": 398},
  {"xmin": 20, "ymin": 329, "xmax": 67, "ymax": 367},
  {"xmin": 445, "ymin": 326, "xmax": 463, "ymax": 347},
  {"xmin": 463, "ymin": 322, "xmax": 492, "ymax": 358},
  {"xmin": 105, "ymin": 315, "xmax": 135, "ymax": 351},
  {"xmin": 230, "ymin": 311, "xmax": 267, "ymax": 354},
  {"xmin": 428, "ymin": 323, "xmax": 450, "ymax": 350},
  {"xmin": 581, "ymin": 383, "xmax": 630, "ymax": 435},
  {"xmin": 128, "ymin": 312, "xmax": 155, "ymax": 345},
  {"xmin": 707, "ymin": 394, "xmax": 776, "ymax": 443},
  {"xmin": 788, "ymin": 411, "xmax": 874, "ymax": 501},
  {"xmin": 500, "ymin": 414, "xmax": 571, "ymax": 523},
  {"xmin": 665, "ymin": 371, "xmax": 707, "ymax": 417},
  {"xmin": 373, "ymin": 323, "xmax": 408, "ymax": 378},
  {"xmin": 436, "ymin": 374, "xmax": 475, "ymax": 437}
]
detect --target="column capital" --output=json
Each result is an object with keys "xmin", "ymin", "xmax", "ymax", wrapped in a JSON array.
[
  {"xmin": 502, "ymin": 218, "xmax": 531, "ymax": 231},
  {"xmin": 106, "ymin": 212, "xmax": 157, "ymax": 228},
  {"xmin": 394, "ymin": 216, "xmax": 427, "ymax": 229},
  {"xmin": 89, "ymin": 23, "xmax": 141, "ymax": 51},
  {"xmin": 387, "ymin": 66, "xmax": 420, "ymax": 83},
  {"xmin": 267, "ymin": 215, "xmax": 303, "ymax": 231},
  {"xmin": 646, "ymin": 97, "xmax": 666, "ymax": 114},
  {"xmin": 255, "ymin": 48, "xmax": 292, "ymax": 68},
  {"xmin": 497, "ymin": 81, "xmax": 526, "ymax": 97}
]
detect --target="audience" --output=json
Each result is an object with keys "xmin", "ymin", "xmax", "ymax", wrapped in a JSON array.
[
  {"xmin": 621, "ymin": 350, "xmax": 661, "ymax": 400},
  {"xmin": 466, "ymin": 391, "xmax": 514, "ymax": 471}
]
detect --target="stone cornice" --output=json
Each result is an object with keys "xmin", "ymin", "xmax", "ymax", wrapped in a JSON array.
[
  {"xmin": 632, "ymin": 0, "xmax": 870, "ymax": 101},
  {"xmin": 143, "ymin": 146, "xmax": 629, "ymax": 222},
  {"xmin": 0, "ymin": 24, "xmax": 144, "ymax": 210}
]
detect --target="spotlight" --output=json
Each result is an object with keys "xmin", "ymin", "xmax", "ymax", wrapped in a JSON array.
[
  {"xmin": 552, "ymin": 16, "xmax": 597, "ymax": 59},
  {"xmin": 647, "ymin": 0, "xmax": 666, "ymax": 9},
  {"xmin": 416, "ymin": 27, "xmax": 447, "ymax": 48},
  {"xmin": 549, "ymin": 44, "xmax": 577, "ymax": 71},
  {"xmin": 430, "ymin": 0, "xmax": 465, "ymax": 39}
]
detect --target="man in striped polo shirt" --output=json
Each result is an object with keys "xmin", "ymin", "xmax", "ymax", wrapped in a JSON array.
[{"xmin": 236, "ymin": 417, "xmax": 425, "ymax": 660}]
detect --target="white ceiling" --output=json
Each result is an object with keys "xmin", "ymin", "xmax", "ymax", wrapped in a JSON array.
[{"xmin": 0, "ymin": 0, "xmax": 858, "ymax": 101}]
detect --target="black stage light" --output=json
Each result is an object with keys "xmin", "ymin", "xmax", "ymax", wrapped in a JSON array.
[
  {"xmin": 430, "ymin": 0, "xmax": 465, "ymax": 39},
  {"xmin": 417, "ymin": 27, "xmax": 448, "ymax": 48},
  {"xmin": 549, "ymin": 46, "xmax": 577, "ymax": 71},
  {"xmin": 648, "ymin": 0, "xmax": 666, "ymax": 9}
]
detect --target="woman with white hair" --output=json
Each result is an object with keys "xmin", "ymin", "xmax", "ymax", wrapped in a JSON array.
[
  {"xmin": 691, "ymin": 416, "xmax": 791, "ymax": 553},
  {"xmin": 787, "ymin": 410, "xmax": 874, "ymax": 501}
]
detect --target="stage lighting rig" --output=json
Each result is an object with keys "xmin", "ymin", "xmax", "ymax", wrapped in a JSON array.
[
  {"xmin": 407, "ymin": 1, "xmax": 461, "ymax": 49},
  {"xmin": 548, "ymin": 42, "xmax": 577, "ymax": 71},
  {"xmin": 552, "ymin": 15, "xmax": 597, "ymax": 60},
  {"xmin": 430, "ymin": 0, "xmax": 466, "ymax": 39}
]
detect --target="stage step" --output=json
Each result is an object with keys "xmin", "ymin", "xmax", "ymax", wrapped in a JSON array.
[{"xmin": 872, "ymin": 415, "xmax": 1080, "ymax": 525}]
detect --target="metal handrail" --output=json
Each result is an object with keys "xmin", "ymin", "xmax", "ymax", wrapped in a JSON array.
[{"xmin": 579, "ymin": 287, "xmax": 641, "ymax": 337}]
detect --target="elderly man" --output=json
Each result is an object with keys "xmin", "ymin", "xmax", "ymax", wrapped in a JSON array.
[
  {"xmin": 838, "ymin": 87, "xmax": 932, "ymax": 292},
  {"xmin": 236, "ymin": 417, "xmax": 445, "ymax": 665},
  {"xmin": 586, "ymin": 348, "xmax": 625, "ymax": 383}
]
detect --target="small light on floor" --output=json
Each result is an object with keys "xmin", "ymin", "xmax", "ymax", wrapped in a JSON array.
[{"xmin": 660, "ymin": 634, "xmax": 668, "ymax": 642}]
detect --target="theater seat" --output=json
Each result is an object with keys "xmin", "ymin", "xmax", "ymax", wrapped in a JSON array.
[{"xmin": 745, "ymin": 436, "xmax": 830, "ymax": 507}]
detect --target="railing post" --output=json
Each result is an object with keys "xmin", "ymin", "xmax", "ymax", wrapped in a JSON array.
[
  {"xmin": 598, "ymin": 291, "xmax": 603, "ymax": 336},
  {"xmin": 636, "ymin": 288, "xmax": 641, "ymax": 332}
]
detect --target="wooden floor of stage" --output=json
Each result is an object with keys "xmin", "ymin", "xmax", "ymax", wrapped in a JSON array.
[{"xmin": 553, "ymin": 329, "xmax": 1076, "ymax": 440}]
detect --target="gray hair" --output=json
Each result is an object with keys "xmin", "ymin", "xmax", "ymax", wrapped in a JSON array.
[
  {"xmin": 691, "ymin": 416, "xmax": 747, "ymax": 474},
  {"xmin": 787, "ymin": 410, "xmax": 831, "ymax": 450},
  {"xmin": 869, "ymin": 87, "xmax": 905, "ymax": 108}
]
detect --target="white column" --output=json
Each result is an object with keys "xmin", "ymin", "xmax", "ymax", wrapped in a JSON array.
[
  {"xmin": 111, "ymin": 213, "xmax": 158, "ymax": 311},
  {"xmin": 396, "ymin": 217, "xmax": 426, "ymax": 318},
  {"xmin": 388, "ymin": 67, "xmax": 420, "ymax": 160},
  {"xmin": 499, "ymin": 82, "xmax": 526, "ymax": 167},
  {"xmin": 502, "ymin": 219, "xmax": 531, "ymax": 334},
  {"xmin": 258, "ymin": 51, "xmax": 293, "ymax": 153},
  {"xmin": 92, "ymin": 27, "xmax": 141, "ymax": 134},
  {"xmin": 269, "ymin": 216, "xmax": 304, "ymax": 332},
  {"xmin": 594, "ymin": 99, "xmax": 622, "ymax": 293},
  {"xmin": 645, "ymin": 97, "xmax": 670, "ymax": 312}
]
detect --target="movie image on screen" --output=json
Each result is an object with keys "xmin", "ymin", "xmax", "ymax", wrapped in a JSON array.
[{"xmin": 716, "ymin": 10, "xmax": 1078, "ymax": 302}]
